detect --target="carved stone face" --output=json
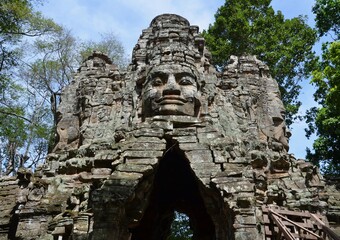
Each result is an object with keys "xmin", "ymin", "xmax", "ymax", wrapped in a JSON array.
[
  {"xmin": 270, "ymin": 93, "xmax": 291, "ymax": 151},
  {"xmin": 142, "ymin": 64, "xmax": 200, "ymax": 117}
]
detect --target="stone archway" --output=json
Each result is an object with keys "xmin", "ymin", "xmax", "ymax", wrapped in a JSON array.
[{"xmin": 130, "ymin": 141, "xmax": 229, "ymax": 240}]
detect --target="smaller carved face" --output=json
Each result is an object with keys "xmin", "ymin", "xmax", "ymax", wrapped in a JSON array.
[
  {"xmin": 142, "ymin": 64, "xmax": 200, "ymax": 117},
  {"xmin": 270, "ymin": 93, "xmax": 291, "ymax": 151}
]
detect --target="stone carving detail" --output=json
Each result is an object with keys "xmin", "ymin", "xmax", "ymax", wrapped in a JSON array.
[
  {"xmin": 0, "ymin": 14, "xmax": 339, "ymax": 240},
  {"xmin": 142, "ymin": 64, "xmax": 201, "ymax": 117}
]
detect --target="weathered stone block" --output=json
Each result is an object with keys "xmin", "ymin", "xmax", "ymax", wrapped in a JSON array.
[
  {"xmin": 179, "ymin": 142, "xmax": 209, "ymax": 151},
  {"xmin": 150, "ymin": 120, "xmax": 173, "ymax": 130},
  {"xmin": 235, "ymin": 213, "xmax": 256, "ymax": 225},
  {"xmin": 190, "ymin": 162, "xmax": 221, "ymax": 178},
  {"xmin": 215, "ymin": 179, "xmax": 254, "ymax": 194},
  {"xmin": 218, "ymin": 163, "xmax": 245, "ymax": 177},
  {"xmin": 27, "ymin": 188, "xmax": 44, "ymax": 201},
  {"xmin": 125, "ymin": 157, "xmax": 159, "ymax": 165},
  {"xmin": 133, "ymin": 128, "xmax": 164, "ymax": 138},
  {"xmin": 213, "ymin": 150, "xmax": 229, "ymax": 163},
  {"xmin": 172, "ymin": 127, "xmax": 196, "ymax": 136},
  {"xmin": 234, "ymin": 228, "xmax": 259, "ymax": 240},
  {"xmin": 184, "ymin": 150, "xmax": 213, "ymax": 163},
  {"xmin": 91, "ymin": 168, "xmax": 112, "ymax": 175},
  {"xmin": 197, "ymin": 132, "xmax": 221, "ymax": 141},
  {"xmin": 120, "ymin": 142, "xmax": 166, "ymax": 151},
  {"xmin": 229, "ymin": 157, "xmax": 248, "ymax": 164},
  {"xmin": 116, "ymin": 164, "xmax": 153, "ymax": 174},
  {"xmin": 122, "ymin": 150, "xmax": 164, "ymax": 158},
  {"xmin": 173, "ymin": 135, "xmax": 197, "ymax": 143},
  {"xmin": 79, "ymin": 172, "xmax": 109, "ymax": 182},
  {"xmin": 109, "ymin": 172, "xmax": 143, "ymax": 186}
]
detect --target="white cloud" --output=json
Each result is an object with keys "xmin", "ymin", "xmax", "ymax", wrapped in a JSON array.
[{"xmin": 50, "ymin": 1, "xmax": 222, "ymax": 46}]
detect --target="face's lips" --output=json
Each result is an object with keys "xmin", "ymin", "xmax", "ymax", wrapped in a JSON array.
[{"xmin": 155, "ymin": 95, "xmax": 188, "ymax": 105}]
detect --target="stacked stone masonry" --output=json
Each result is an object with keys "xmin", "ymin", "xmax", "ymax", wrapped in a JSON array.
[{"xmin": 0, "ymin": 14, "xmax": 339, "ymax": 240}]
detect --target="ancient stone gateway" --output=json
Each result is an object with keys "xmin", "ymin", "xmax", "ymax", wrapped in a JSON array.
[{"xmin": 0, "ymin": 14, "xmax": 339, "ymax": 240}]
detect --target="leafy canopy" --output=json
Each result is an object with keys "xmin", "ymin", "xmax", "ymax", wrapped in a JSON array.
[
  {"xmin": 203, "ymin": 0, "xmax": 317, "ymax": 125},
  {"xmin": 0, "ymin": 0, "xmax": 60, "ymax": 175},
  {"xmin": 0, "ymin": 1, "xmax": 127, "ymax": 175},
  {"xmin": 307, "ymin": 41, "xmax": 340, "ymax": 176},
  {"xmin": 312, "ymin": 0, "xmax": 340, "ymax": 38},
  {"xmin": 305, "ymin": 0, "xmax": 340, "ymax": 176},
  {"xmin": 0, "ymin": 0, "xmax": 60, "ymax": 72}
]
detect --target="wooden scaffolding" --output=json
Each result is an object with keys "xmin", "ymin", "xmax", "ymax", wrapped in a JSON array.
[{"xmin": 262, "ymin": 206, "xmax": 340, "ymax": 240}]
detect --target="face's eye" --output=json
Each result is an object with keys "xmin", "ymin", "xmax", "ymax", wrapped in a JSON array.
[
  {"xmin": 152, "ymin": 78, "xmax": 163, "ymax": 86},
  {"xmin": 178, "ymin": 77, "xmax": 194, "ymax": 86}
]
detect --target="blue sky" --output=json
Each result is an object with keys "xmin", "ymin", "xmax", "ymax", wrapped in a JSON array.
[{"xmin": 37, "ymin": 0, "xmax": 319, "ymax": 159}]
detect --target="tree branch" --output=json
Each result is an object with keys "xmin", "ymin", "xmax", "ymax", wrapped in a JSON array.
[{"xmin": 0, "ymin": 109, "xmax": 32, "ymax": 123}]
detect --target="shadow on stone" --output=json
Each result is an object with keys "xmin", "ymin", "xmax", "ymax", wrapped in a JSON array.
[{"xmin": 130, "ymin": 141, "xmax": 216, "ymax": 240}]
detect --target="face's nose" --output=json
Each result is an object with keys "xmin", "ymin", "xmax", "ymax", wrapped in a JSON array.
[{"xmin": 163, "ymin": 74, "xmax": 180, "ymax": 95}]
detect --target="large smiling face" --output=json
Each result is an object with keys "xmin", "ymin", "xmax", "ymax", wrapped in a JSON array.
[{"xmin": 142, "ymin": 64, "xmax": 200, "ymax": 117}]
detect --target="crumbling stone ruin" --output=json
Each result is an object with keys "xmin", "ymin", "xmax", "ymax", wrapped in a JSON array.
[{"xmin": 0, "ymin": 14, "xmax": 339, "ymax": 240}]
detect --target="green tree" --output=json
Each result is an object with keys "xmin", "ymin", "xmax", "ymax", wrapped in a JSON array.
[
  {"xmin": 306, "ymin": 42, "xmax": 340, "ymax": 176},
  {"xmin": 0, "ymin": 0, "xmax": 59, "ymax": 175},
  {"xmin": 79, "ymin": 32, "xmax": 128, "ymax": 69},
  {"xmin": 306, "ymin": 0, "xmax": 340, "ymax": 176},
  {"xmin": 0, "ymin": 0, "xmax": 59, "ymax": 78},
  {"xmin": 21, "ymin": 28, "xmax": 78, "ymax": 129},
  {"xmin": 0, "ymin": 1, "xmax": 127, "ymax": 175},
  {"xmin": 169, "ymin": 212, "xmax": 193, "ymax": 240},
  {"xmin": 0, "ymin": 82, "xmax": 27, "ymax": 175},
  {"xmin": 16, "ymin": 26, "xmax": 127, "ymax": 164},
  {"xmin": 312, "ymin": 0, "xmax": 340, "ymax": 39},
  {"xmin": 202, "ymin": 0, "xmax": 317, "ymax": 125}
]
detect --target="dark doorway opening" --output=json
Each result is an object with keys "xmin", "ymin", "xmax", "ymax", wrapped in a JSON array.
[{"xmin": 130, "ymin": 141, "xmax": 215, "ymax": 240}]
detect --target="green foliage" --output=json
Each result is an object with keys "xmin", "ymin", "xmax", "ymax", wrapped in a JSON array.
[
  {"xmin": 202, "ymin": 0, "xmax": 317, "ymax": 125},
  {"xmin": 0, "ymin": 0, "xmax": 58, "ymax": 35},
  {"xmin": 7, "ymin": 25, "xmax": 127, "ymax": 174},
  {"xmin": 0, "ymin": 0, "xmax": 60, "ymax": 74},
  {"xmin": 306, "ymin": 41, "xmax": 340, "ymax": 176},
  {"xmin": 79, "ymin": 32, "xmax": 128, "ymax": 69},
  {"xmin": 0, "ymin": 107, "xmax": 27, "ymax": 144},
  {"xmin": 0, "ymin": 74, "xmax": 27, "ymax": 174},
  {"xmin": 26, "ymin": 28, "xmax": 78, "ymax": 93},
  {"xmin": 20, "ymin": 26, "xmax": 128, "ymax": 121},
  {"xmin": 0, "ymin": 76, "xmax": 52, "ymax": 175},
  {"xmin": 312, "ymin": 0, "xmax": 340, "ymax": 38},
  {"xmin": 0, "ymin": 0, "xmax": 60, "ymax": 175},
  {"xmin": 169, "ymin": 212, "xmax": 193, "ymax": 240},
  {"xmin": 306, "ymin": 0, "xmax": 340, "ymax": 176}
]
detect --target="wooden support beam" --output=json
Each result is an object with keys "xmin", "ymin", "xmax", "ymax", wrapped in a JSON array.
[
  {"xmin": 269, "ymin": 210, "xmax": 296, "ymax": 240},
  {"xmin": 269, "ymin": 209, "xmax": 322, "ymax": 239},
  {"xmin": 310, "ymin": 213, "xmax": 340, "ymax": 240}
]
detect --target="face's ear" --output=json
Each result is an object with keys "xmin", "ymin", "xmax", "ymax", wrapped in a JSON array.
[
  {"xmin": 193, "ymin": 92, "xmax": 202, "ymax": 117},
  {"xmin": 135, "ymin": 74, "xmax": 146, "ymax": 96}
]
